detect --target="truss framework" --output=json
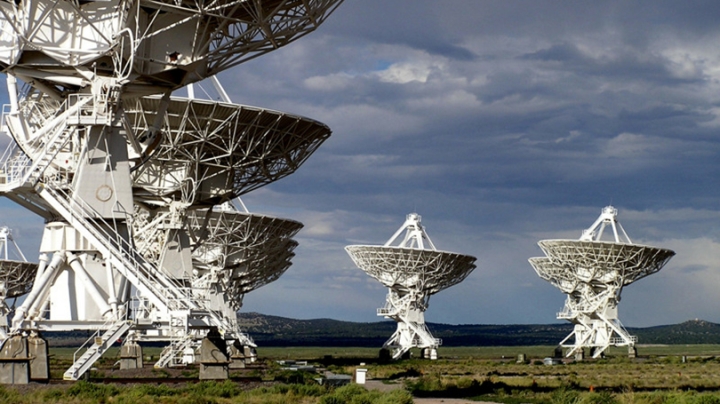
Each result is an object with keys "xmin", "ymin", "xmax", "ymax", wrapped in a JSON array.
[
  {"xmin": 0, "ymin": 89, "xmax": 325, "ymax": 374},
  {"xmin": 126, "ymin": 95, "xmax": 332, "ymax": 204},
  {"xmin": 0, "ymin": 227, "xmax": 36, "ymax": 298},
  {"xmin": 0, "ymin": 0, "xmax": 342, "ymax": 379},
  {"xmin": 529, "ymin": 206, "xmax": 675, "ymax": 358},
  {"xmin": 6, "ymin": 90, "xmax": 332, "ymax": 206},
  {"xmin": 0, "ymin": 0, "xmax": 344, "ymax": 96},
  {"xmin": 346, "ymin": 213, "xmax": 476, "ymax": 360},
  {"xmin": 188, "ymin": 206, "xmax": 302, "ymax": 298},
  {"xmin": 0, "ymin": 227, "xmax": 37, "ymax": 339}
]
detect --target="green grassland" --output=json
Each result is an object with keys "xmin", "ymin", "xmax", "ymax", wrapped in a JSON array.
[
  {"xmin": 47, "ymin": 344, "xmax": 720, "ymax": 361},
  {"xmin": 9, "ymin": 345, "xmax": 720, "ymax": 403},
  {"xmin": 255, "ymin": 344, "xmax": 720, "ymax": 359}
]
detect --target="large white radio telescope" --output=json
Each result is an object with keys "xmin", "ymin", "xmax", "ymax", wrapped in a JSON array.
[
  {"xmin": 529, "ymin": 206, "xmax": 675, "ymax": 359},
  {"xmin": 0, "ymin": 0, "xmax": 343, "ymax": 97},
  {"xmin": 346, "ymin": 213, "xmax": 476, "ymax": 361},
  {"xmin": 0, "ymin": 0, "xmax": 343, "ymax": 382}
]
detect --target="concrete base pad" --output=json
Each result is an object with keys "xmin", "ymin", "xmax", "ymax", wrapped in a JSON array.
[
  {"xmin": 198, "ymin": 330, "xmax": 229, "ymax": 380},
  {"xmin": 28, "ymin": 335, "xmax": 49, "ymax": 381},
  {"xmin": 0, "ymin": 335, "xmax": 30, "ymax": 384},
  {"xmin": 120, "ymin": 342, "xmax": 143, "ymax": 370}
]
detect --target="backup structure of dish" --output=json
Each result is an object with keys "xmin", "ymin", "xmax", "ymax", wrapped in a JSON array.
[
  {"xmin": 529, "ymin": 206, "xmax": 675, "ymax": 359},
  {"xmin": 346, "ymin": 213, "xmax": 476, "ymax": 360},
  {"xmin": 0, "ymin": 227, "xmax": 36, "ymax": 340},
  {"xmin": 0, "ymin": 0, "xmax": 343, "ymax": 383}
]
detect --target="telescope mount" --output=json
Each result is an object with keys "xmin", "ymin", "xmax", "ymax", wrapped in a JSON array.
[
  {"xmin": 529, "ymin": 206, "xmax": 675, "ymax": 359},
  {"xmin": 346, "ymin": 213, "xmax": 476, "ymax": 361}
]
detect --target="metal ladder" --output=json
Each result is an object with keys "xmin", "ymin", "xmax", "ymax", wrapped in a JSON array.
[
  {"xmin": 0, "ymin": 96, "xmax": 92, "ymax": 192},
  {"xmin": 63, "ymin": 319, "xmax": 132, "ymax": 380},
  {"xmin": 4, "ymin": 93, "xmax": 235, "ymax": 373},
  {"xmin": 36, "ymin": 185, "xmax": 234, "ymax": 373},
  {"xmin": 36, "ymin": 184, "xmax": 229, "ymax": 322},
  {"xmin": 155, "ymin": 337, "xmax": 195, "ymax": 368}
]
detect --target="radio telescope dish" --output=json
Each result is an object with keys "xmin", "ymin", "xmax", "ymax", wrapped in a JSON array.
[
  {"xmin": 346, "ymin": 213, "xmax": 476, "ymax": 361},
  {"xmin": 529, "ymin": 206, "xmax": 675, "ymax": 359},
  {"xmin": 0, "ymin": 0, "xmax": 344, "ymax": 97},
  {"xmin": 126, "ymin": 96, "xmax": 332, "ymax": 204},
  {"xmin": 0, "ymin": 0, "xmax": 344, "ymax": 381},
  {"xmin": 0, "ymin": 227, "xmax": 37, "ymax": 339},
  {"xmin": 188, "ymin": 201, "xmax": 303, "ymax": 310}
]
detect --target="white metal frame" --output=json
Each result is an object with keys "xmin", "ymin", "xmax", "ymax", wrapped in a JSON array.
[
  {"xmin": 529, "ymin": 206, "xmax": 675, "ymax": 358},
  {"xmin": 0, "ymin": 227, "xmax": 37, "ymax": 339},
  {"xmin": 346, "ymin": 213, "xmax": 476, "ymax": 360},
  {"xmin": 0, "ymin": 0, "xmax": 342, "ymax": 379}
]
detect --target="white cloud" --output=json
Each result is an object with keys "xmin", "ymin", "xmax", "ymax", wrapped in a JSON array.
[
  {"xmin": 303, "ymin": 72, "xmax": 354, "ymax": 91},
  {"xmin": 602, "ymin": 132, "xmax": 664, "ymax": 158},
  {"xmin": 555, "ymin": 130, "xmax": 583, "ymax": 144},
  {"xmin": 376, "ymin": 61, "xmax": 434, "ymax": 83}
]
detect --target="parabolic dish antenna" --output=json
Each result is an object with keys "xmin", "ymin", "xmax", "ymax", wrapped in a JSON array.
[
  {"xmin": 0, "ymin": 260, "xmax": 36, "ymax": 299},
  {"xmin": 529, "ymin": 206, "xmax": 675, "ymax": 359},
  {"xmin": 0, "ymin": 0, "xmax": 344, "ymax": 382},
  {"xmin": 127, "ymin": 96, "xmax": 332, "ymax": 204},
  {"xmin": 187, "ymin": 202, "xmax": 303, "ymax": 309},
  {"xmin": 0, "ymin": 227, "xmax": 37, "ymax": 340},
  {"xmin": 346, "ymin": 213, "xmax": 476, "ymax": 361},
  {"xmin": 0, "ymin": 0, "xmax": 344, "ymax": 97}
]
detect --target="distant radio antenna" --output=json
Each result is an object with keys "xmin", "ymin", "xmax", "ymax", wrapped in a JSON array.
[
  {"xmin": 529, "ymin": 206, "xmax": 674, "ymax": 359},
  {"xmin": 346, "ymin": 213, "xmax": 476, "ymax": 360}
]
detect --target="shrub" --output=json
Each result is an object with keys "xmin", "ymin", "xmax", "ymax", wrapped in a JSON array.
[
  {"xmin": 333, "ymin": 384, "xmax": 369, "ymax": 401},
  {"xmin": 273, "ymin": 369, "xmax": 317, "ymax": 384},
  {"xmin": 387, "ymin": 367, "xmax": 421, "ymax": 380},
  {"xmin": 552, "ymin": 387, "xmax": 580, "ymax": 404},
  {"xmin": 191, "ymin": 380, "xmax": 241, "ymax": 398},
  {"xmin": 176, "ymin": 393, "xmax": 218, "ymax": 404},
  {"xmin": 580, "ymin": 391, "xmax": 618, "ymax": 404},
  {"xmin": 249, "ymin": 383, "xmax": 327, "ymax": 398},
  {"xmin": 318, "ymin": 384, "xmax": 411, "ymax": 404},
  {"xmin": 374, "ymin": 389, "xmax": 414, "ymax": 404},
  {"xmin": 695, "ymin": 395, "xmax": 720, "ymax": 404},
  {"xmin": 0, "ymin": 386, "xmax": 22, "ymax": 403},
  {"xmin": 67, "ymin": 380, "xmax": 120, "ymax": 402},
  {"xmin": 135, "ymin": 383, "xmax": 179, "ymax": 397}
]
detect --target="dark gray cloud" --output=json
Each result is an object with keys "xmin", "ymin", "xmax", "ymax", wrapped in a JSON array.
[
  {"xmin": 230, "ymin": 1, "xmax": 720, "ymax": 327},
  {"xmin": 4, "ymin": 1, "xmax": 720, "ymax": 328}
]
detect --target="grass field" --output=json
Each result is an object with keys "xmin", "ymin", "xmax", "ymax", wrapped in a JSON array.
[
  {"xmin": 252, "ymin": 344, "xmax": 720, "ymax": 360},
  {"xmin": 48, "ymin": 344, "xmax": 720, "ymax": 361},
  {"xmin": 10, "ymin": 344, "xmax": 720, "ymax": 403}
]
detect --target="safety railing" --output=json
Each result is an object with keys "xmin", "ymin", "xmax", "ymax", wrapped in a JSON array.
[
  {"xmin": 0, "ymin": 142, "xmax": 31, "ymax": 188},
  {"xmin": 38, "ymin": 185, "xmax": 232, "ymax": 335},
  {"xmin": 609, "ymin": 335, "xmax": 637, "ymax": 345},
  {"xmin": 72, "ymin": 301, "xmax": 130, "ymax": 366}
]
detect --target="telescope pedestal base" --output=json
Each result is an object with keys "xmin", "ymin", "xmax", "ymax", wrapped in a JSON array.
[
  {"xmin": 28, "ymin": 334, "xmax": 49, "ymax": 382},
  {"xmin": 120, "ymin": 342, "xmax": 143, "ymax": 370},
  {"xmin": 0, "ymin": 335, "xmax": 30, "ymax": 384},
  {"xmin": 199, "ymin": 331, "xmax": 229, "ymax": 380}
]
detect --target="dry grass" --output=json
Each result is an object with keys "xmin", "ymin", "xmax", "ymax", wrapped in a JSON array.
[{"xmin": 28, "ymin": 345, "xmax": 720, "ymax": 404}]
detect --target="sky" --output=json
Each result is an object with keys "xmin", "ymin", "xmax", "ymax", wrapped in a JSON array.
[{"xmin": 4, "ymin": 0, "xmax": 720, "ymax": 328}]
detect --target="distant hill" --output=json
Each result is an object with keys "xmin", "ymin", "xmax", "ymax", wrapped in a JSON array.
[
  {"xmin": 42, "ymin": 315, "xmax": 720, "ymax": 347},
  {"xmin": 632, "ymin": 319, "xmax": 720, "ymax": 344},
  {"xmin": 237, "ymin": 313, "xmax": 720, "ymax": 347}
]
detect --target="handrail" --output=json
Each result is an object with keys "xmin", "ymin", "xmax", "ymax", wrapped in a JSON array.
[
  {"xmin": 42, "ymin": 185, "xmax": 194, "ymax": 311},
  {"xmin": 609, "ymin": 336, "xmax": 637, "ymax": 345},
  {"xmin": 37, "ymin": 184, "xmax": 233, "ymax": 335},
  {"xmin": 0, "ymin": 143, "xmax": 31, "ymax": 189},
  {"xmin": 155, "ymin": 336, "xmax": 194, "ymax": 368},
  {"xmin": 72, "ymin": 301, "xmax": 130, "ymax": 366}
]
